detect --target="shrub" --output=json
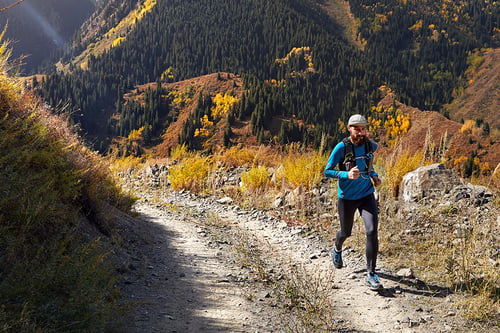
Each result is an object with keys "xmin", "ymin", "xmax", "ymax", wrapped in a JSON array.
[
  {"xmin": 168, "ymin": 156, "xmax": 212, "ymax": 192},
  {"xmin": 170, "ymin": 143, "xmax": 194, "ymax": 160},
  {"xmin": 277, "ymin": 151, "xmax": 326, "ymax": 190},
  {"xmin": 240, "ymin": 166, "xmax": 270, "ymax": 193},
  {"xmin": 217, "ymin": 145, "xmax": 278, "ymax": 168},
  {"xmin": 217, "ymin": 146, "xmax": 258, "ymax": 167},
  {"xmin": 379, "ymin": 147, "xmax": 425, "ymax": 197}
]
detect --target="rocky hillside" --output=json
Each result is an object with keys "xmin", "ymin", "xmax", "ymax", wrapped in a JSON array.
[{"xmin": 375, "ymin": 90, "xmax": 500, "ymax": 176}]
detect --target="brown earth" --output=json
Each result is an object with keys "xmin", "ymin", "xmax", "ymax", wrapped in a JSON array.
[{"xmin": 446, "ymin": 48, "xmax": 500, "ymax": 131}]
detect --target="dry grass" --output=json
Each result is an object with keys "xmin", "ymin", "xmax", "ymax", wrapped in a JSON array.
[
  {"xmin": 240, "ymin": 166, "xmax": 270, "ymax": 193},
  {"xmin": 275, "ymin": 150, "xmax": 326, "ymax": 190},
  {"xmin": 168, "ymin": 155, "xmax": 213, "ymax": 193},
  {"xmin": 376, "ymin": 186, "xmax": 499, "ymax": 327},
  {"xmin": 0, "ymin": 33, "xmax": 135, "ymax": 331}
]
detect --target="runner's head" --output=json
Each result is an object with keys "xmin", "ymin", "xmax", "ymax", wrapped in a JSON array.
[{"xmin": 347, "ymin": 114, "xmax": 369, "ymax": 145}]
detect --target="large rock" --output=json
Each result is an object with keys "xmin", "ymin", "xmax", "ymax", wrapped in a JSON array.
[{"xmin": 399, "ymin": 163, "xmax": 462, "ymax": 210}]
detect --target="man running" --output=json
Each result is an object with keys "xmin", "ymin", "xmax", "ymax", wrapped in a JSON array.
[{"xmin": 324, "ymin": 114, "xmax": 383, "ymax": 290}]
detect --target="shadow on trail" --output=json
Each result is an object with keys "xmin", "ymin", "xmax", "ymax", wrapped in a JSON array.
[
  {"xmin": 378, "ymin": 272, "xmax": 452, "ymax": 298},
  {"xmin": 110, "ymin": 205, "xmax": 245, "ymax": 333},
  {"xmin": 355, "ymin": 269, "xmax": 452, "ymax": 298}
]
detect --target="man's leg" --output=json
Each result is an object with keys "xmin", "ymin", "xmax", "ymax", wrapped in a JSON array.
[
  {"xmin": 360, "ymin": 193, "xmax": 379, "ymax": 274},
  {"xmin": 335, "ymin": 198, "xmax": 357, "ymax": 251},
  {"xmin": 360, "ymin": 194, "xmax": 383, "ymax": 290},
  {"xmin": 333, "ymin": 198, "xmax": 357, "ymax": 268}
]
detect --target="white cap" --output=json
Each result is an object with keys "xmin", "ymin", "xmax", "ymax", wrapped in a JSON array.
[{"xmin": 348, "ymin": 114, "xmax": 369, "ymax": 126}]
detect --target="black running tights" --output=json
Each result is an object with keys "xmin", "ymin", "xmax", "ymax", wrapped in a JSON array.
[{"xmin": 335, "ymin": 194, "xmax": 379, "ymax": 274}]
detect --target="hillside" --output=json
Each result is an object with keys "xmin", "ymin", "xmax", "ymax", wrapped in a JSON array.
[
  {"xmin": 0, "ymin": 39, "xmax": 135, "ymax": 330},
  {"xmin": 108, "ymin": 72, "xmax": 245, "ymax": 156},
  {"xmin": 56, "ymin": 0, "xmax": 155, "ymax": 72},
  {"xmin": 380, "ymin": 96, "xmax": 499, "ymax": 177},
  {"xmin": 30, "ymin": 0, "xmax": 498, "ymax": 164},
  {"xmin": 0, "ymin": 0, "xmax": 95, "ymax": 73},
  {"xmin": 446, "ymin": 48, "xmax": 500, "ymax": 131}
]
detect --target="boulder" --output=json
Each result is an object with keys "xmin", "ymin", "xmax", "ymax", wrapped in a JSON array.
[{"xmin": 399, "ymin": 163, "xmax": 462, "ymax": 210}]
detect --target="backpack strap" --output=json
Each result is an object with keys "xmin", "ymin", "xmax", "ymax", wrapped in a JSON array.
[
  {"xmin": 340, "ymin": 137, "xmax": 355, "ymax": 171},
  {"xmin": 364, "ymin": 140, "xmax": 374, "ymax": 173}
]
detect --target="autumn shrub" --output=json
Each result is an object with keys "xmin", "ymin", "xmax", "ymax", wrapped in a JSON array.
[
  {"xmin": 460, "ymin": 119, "xmax": 484, "ymax": 137},
  {"xmin": 168, "ymin": 155, "xmax": 213, "ymax": 193},
  {"xmin": 240, "ymin": 166, "xmax": 270, "ymax": 193},
  {"xmin": 108, "ymin": 155, "xmax": 145, "ymax": 176},
  {"xmin": 217, "ymin": 145, "xmax": 278, "ymax": 168},
  {"xmin": 378, "ymin": 146, "xmax": 426, "ymax": 198},
  {"xmin": 217, "ymin": 145, "xmax": 258, "ymax": 167},
  {"xmin": 277, "ymin": 151, "xmax": 326, "ymax": 190},
  {"xmin": 170, "ymin": 143, "xmax": 194, "ymax": 161}
]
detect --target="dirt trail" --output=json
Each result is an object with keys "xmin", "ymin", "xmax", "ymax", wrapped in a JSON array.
[{"xmin": 115, "ymin": 190, "xmax": 468, "ymax": 332}]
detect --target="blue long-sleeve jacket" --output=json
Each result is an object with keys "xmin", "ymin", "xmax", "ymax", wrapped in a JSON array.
[{"xmin": 324, "ymin": 140, "xmax": 378, "ymax": 200}]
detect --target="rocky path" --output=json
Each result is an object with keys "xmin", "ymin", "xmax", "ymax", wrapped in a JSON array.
[{"xmin": 114, "ymin": 190, "xmax": 469, "ymax": 332}]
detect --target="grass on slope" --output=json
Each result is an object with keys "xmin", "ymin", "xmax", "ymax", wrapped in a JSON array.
[{"xmin": 0, "ymin": 32, "xmax": 134, "ymax": 331}]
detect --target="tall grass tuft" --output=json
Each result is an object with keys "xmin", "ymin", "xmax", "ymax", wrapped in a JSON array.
[
  {"xmin": 168, "ymin": 155, "xmax": 213, "ymax": 193},
  {"xmin": 240, "ymin": 166, "xmax": 270, "ymax": 193},
  {"xmin": 277, "ymin": 149, "xmax": 325, "ymax": 190}
]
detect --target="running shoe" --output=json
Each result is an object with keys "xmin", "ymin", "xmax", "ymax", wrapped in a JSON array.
[
  {"xmin": 332, "ymin": 249, "xmax": 343, "ymax": 269},
  {"xmin": 366, "ymin": 273, "xmax": 383, "ymax": 290}
]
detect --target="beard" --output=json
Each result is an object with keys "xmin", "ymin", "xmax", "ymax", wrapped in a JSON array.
[{"xmin": 351, "ymin": 134, "xmax": 367, "ymax": 146}]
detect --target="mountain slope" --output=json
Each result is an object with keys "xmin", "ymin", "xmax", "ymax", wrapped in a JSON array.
[
  {"xmin": 0, "ymin": 39, "xmax": 133, "ymax": 330},
  {"xmin": 0, "ymin": 0, "xmax": 95, "ymax": 73},
  {"xmin": 36, "ymin": 0, "xmax": 374, "ymax": 146},
  {"xmin": 31, "ymin": 0, "xmax": 500, "ymax": 171},
  {"xmin": 446, "ymin": 48, "xmax": 500, "ymax": 131}
]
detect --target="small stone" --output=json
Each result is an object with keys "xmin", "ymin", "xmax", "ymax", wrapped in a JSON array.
[
  {"xmin": 396, "ymin": 268, "xmax": 414, "ymax": 278},
  {"xmin": 217, "ymin": 196, "xmax": 233, "ymax": 204}
]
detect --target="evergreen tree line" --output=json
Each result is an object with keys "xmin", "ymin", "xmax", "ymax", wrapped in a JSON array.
[
  {"xmin": 178, "ymin": 92, "xmax": 214, "ymax": 151},
  {"xmin": 34, "ymin": 0, "xmax": 499, "ymax": 151},
  {"xmin": 113, "ymin": 82, "xmax": 169, "ymax": 143},
  {"xmin": 349, "ymin": 0, "xmax": 499, "ymax": 111}
]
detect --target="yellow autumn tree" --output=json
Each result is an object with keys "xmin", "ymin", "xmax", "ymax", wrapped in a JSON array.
[
  {"xmin": 194, "ymin": 115, "xmax": 213, "ymax": 137},
  {"xmin": 384, "ymin": 109, "xmax": 410, "ymax": 140},
  {"xmin": 211, "ymin": 92, "xmax": 238, "ymax": 119}
]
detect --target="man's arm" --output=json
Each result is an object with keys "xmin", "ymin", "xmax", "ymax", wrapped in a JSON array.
[{"xmin": 324, "ymin": 142, "xmax": 349, "ymax": 179}]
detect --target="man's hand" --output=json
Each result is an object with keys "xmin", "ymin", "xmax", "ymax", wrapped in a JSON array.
[
  {"xmin": 348, "ymin": 166, "xmax": 360, "ymax": 179},
  {"xmin": 371, "ymin": 175, "xmax": 382, "ymax": 187}
]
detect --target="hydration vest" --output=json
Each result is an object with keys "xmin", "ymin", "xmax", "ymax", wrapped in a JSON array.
[{"xmin": 339, "ymin": 137, "xmax": 374, "ymax": 173}]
